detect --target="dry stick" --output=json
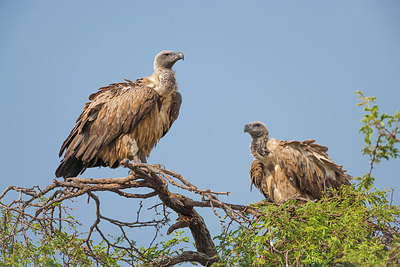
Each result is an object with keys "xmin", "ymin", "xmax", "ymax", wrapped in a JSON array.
[
  {"xmin": 58, "ymin": 204, "xmax": 62, "ymax": 232},
  {"xmin": 1, "ymin": 205, "xmax": 74, "ymax": 224},
  {"xmin": 162, "ymin": 167, "xmax": 250, "ymax": 224},
  {"xmin": 136, "ymin": 200, "xmax": 143, "ymax": 222},
  {"xmin": 390, "ymin": 189, "xmax": 395, "ymax": 208},
  {"xmin": 84, "ymin": 192, "xmax": 101, "ymax": 245},
  {"xmin": 100, "ymin": 214, "xmax": 167, "ymax": 228},
  {"xmin": 153, "ymin": 251, "xmax": 217, "ymax": 267},
  {"xmin": 0, "ymin": 186, "xmax": 37, "ymax": 200},
  {"xmin": 58, "ymin": 178, "xmax": 154, "ymax": 199},
  {"xmin": 23, "ymin": 183, "xmax": 59, "ymax": 206},
  {"xmin": 147, "ymin": 226, "xmax": 161, "ymax": 251},
  {"xmin": 35, "ymin": 179, "xmax": 149, "ymax": 217},
  {"xmin": 66, "ymin": 175, "xmax": 138, "ymax": 184},
  {"xmin": 35, "ymin": 188, "xmax": 89, "ymax": 217},
  {"xmin": 204, "ymin": 192, "xmax": 251, "ymax": 226},
  {"xmin": 125, "ymin": 163, "xmax": 250, "ymax": 226},
  {"xmin": 148, "ymin": 202, "xmax": 163, "ymax": 211},
  {"xmin": 118, "ymin": 225, "xmax": 149, "ymax": 263},
  {"xmin": 84, "ymin": 192, "xmax": 150, "ymax": 264},
  {"xmin": 112, "ymin": 189, "xmax": 157, "ymax": 199},
  {"xmin": 58, "ymin": 179, "xmax": 148, "ymax": 191},
  {"xmin": 125, "ymin": 162, "xmax": 229, "ymax": 195},
  {"xmin": 159, "ymin": 167, "xmax": 229, "ymax": 195}
]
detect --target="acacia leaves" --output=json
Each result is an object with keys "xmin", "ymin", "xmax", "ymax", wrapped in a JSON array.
[
  {"xmin": 215, "ymin": 187, "xmax": 400, "ymax": 266},
  {"xmin": 356, "ymin": 90, "xmax": 400, "ymax": 189}
]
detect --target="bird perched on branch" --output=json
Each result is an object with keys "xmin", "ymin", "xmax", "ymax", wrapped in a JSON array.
[
  {"xmin": 244, "ymin": 121, "xmax": 352, "ymax": 201},
  {"xmin": 56, "ymin": 50, "xmax": 184, "ymax": 178}
]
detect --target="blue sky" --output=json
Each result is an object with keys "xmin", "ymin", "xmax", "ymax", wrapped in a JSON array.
[{"xmin": 1, "ymin": 0, "xmax": 399, "ymax": 255}]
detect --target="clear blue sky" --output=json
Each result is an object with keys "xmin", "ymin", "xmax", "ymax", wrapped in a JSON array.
[{"xmin": 1, "ymin": 0, "xmax": 399, "ymax": 255}]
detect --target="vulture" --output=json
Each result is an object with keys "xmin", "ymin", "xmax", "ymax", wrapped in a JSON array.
[
  {"xmin": 55, "ymin": 50, "xmax": 184, "ymax": 178},
  {"xmin": 244, "ymin": 121, "xmax": 352, "ymax": 202}
]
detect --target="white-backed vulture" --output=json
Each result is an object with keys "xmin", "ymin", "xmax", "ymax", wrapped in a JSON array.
[
  {"xmin": 56, "ymin": 50, "xmax": 184, "ymax": 178},
  {"xmin": 244, "ymin": 121, "xmax": 352, "ymax": 201}
]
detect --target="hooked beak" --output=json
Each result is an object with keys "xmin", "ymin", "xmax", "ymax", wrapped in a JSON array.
[
  {"xmin": 176, "ymin": 52, "xmax": 184, "ymax": 61},
  {"xmin": 243, "ymin": 124, "xmax": 252, "ymax": 133}
]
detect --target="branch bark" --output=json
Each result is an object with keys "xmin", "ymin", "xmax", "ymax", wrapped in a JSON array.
[
  {"xmin": 154, "ymin": 251, "xmax": 218, "ymax": 267},
  {"xmin": 1, "ymin": 163, "xmax": 247, "ymax": 266}
]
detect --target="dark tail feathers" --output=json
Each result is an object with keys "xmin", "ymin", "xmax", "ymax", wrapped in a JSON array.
[{"xmin": 55, "ymin": 156, "xmax": 84, "ymax": 179}]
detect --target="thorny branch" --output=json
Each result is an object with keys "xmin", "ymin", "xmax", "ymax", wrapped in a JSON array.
[{"xmin": 0, "ymin": 163, "xmax": 256, "ymax": 266}]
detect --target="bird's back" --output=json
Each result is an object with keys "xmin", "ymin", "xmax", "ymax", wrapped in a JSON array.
[{"xmin": 250, "ymin": 138, "xmax": 352, "ymax": 201}]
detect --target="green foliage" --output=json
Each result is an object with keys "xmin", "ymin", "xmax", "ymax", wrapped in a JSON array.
[
  {"xmin": 136, "ymin": 230, "xmax": 191, "ymax": 265},
  {"xmin": 356, "ymin": 90, "xmax": 400, "ymax": 189},
  {"xmin": 0, "ymin": 204, "xmax": 191, "ymax": 266},
  {"xmin": 0, "ymin": 208, "xmax": 122, "ymax": 266},
  {"xmin": 214, "ymin": 186, "xmax": 400, "ymax": 265}
]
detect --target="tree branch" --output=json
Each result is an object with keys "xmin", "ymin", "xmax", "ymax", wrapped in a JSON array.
[
  {"xmin": 153, "ymin": 251, "xmax": 218, "ymax": 267},
  {"xmin": 2, "ymin": 163, "xmax": 252, "ymax": 265}
]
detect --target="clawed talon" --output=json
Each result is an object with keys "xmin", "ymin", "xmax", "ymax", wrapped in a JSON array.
[
  {"xmin": 152, "ymin": 163, "xmax": 165, "ymax": 169},
  {"xmin": 265, "ymin": 197, "xmax": 275, "ymax": 203},
  {"xmin": 121, "ymin": 158, "xmax": 130, "ymax": 167}
]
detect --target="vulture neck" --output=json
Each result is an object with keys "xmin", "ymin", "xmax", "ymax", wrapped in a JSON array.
[
  {"xmin": 154, "ymin": 66, "xmax": 177, "ymax": 97},
  {"xmin": 251, "ymin": 134, "xmax": 269, "ymax": 160}
]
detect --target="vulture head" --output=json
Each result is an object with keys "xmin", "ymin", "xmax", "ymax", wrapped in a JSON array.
[
  {"xmin": 244, "ymin": 121, "xmax": 269, "ymax": 139},
  {"xmin": 154, "ymin": 50, "xmax": 184, "ymax": 70}
]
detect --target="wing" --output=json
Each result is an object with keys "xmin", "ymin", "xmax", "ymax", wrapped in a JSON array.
[
  {"xmin": 250, "ymin": 159, "xmax": 269, "ymax": 198},
  {"xmin": 250, "ymin": 158, "xmax": 307, "ymax": 201},
  {"xmin": 162, "ymin": 92, "xmax": 182, "ymax": 137},
  {"xmin": 56, "ymin": 79, "xmax": 159, "ymax": 177},
  {"xmin": 271, "ymin": 139, "xmax": 352, "ymax": 200}
]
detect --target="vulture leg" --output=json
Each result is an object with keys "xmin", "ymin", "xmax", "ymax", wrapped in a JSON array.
[
  {"xmin": 133, "ymin": 155, "xmax": 141, "ymax": 163},
  {"xmin": 140, "ymin": 154, "xmax": 147, "ymax": 163}
]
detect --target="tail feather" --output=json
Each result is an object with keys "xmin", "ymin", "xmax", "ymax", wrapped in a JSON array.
[{"xmin": 55, "ymin": 157, "xmax": 84, "ymax": 178}]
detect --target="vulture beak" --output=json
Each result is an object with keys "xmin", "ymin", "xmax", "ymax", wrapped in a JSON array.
[
  {"xmin": 176, "ymin": 52, "xmax": 184, "ymax": 61},
  {"xmin": 244, "ymin": 124, "xmax": 252, "ymax": 133}
]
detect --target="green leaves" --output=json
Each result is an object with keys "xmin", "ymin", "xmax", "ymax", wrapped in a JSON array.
[
  {"xmin": 356, "ymin": 90, "xmax": 400, "ymax": 188},
  {"xmin": 215, "ymin": 187, "xmax": 400, "ymax": 266},
  {"xmin": 137, "ymin": 230, "xmax": 190, "ymax": 265}
]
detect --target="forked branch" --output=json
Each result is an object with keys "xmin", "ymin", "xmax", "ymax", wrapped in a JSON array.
[{"xmin": 0, "ymin": 163, "xmax": 255, "ymax": 266}]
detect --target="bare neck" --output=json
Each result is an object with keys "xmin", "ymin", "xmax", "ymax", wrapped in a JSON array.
[
  {"xmin": 154, "ymin": 67, "xmax": 177, "ymax": 96},
  {"xmin": 250, "ymin": 134, "xmax": 269, "ymax": 160}
]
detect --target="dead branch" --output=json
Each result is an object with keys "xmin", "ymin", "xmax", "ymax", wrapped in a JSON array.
[
  {"xmin": 153, "ymin": 251, "xmax": 218, "ymax": 267},
  {"xmin": 0, "ymin": 163, "xmax": 257, "ymax": 266}
]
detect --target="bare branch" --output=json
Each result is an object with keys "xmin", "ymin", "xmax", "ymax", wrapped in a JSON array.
[
  {"xmin": 1, "ymin": 163, "xmax": 251, "ymax": 265},
  {"xmin": 153, "ymin": 251, "xmax": 218, "ymax": 267}
]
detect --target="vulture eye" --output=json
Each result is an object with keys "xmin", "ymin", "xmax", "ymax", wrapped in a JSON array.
[
  {"xmin": 164, "ymin": 53, "xmax": 171, "ymax": 56},
  {"xmin": 254, "ymin": 124, "xmax": 260, "ymax": 127}
]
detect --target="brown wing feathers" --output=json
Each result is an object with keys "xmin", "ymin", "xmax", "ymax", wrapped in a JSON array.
[
  {"xmin": 250, "ymin": 160, "xmax": 270, "ymax": 199},
  {"xmin": 56, "ymin": 79, "xmax": 159, "ymax": 178},
  {"xmin": 274, "ymin": 140, "xmax": 351, "ymax": 200},
  {"xmin": 162, "ymin": 92, "xmax": 182, "ymax": 138}
]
